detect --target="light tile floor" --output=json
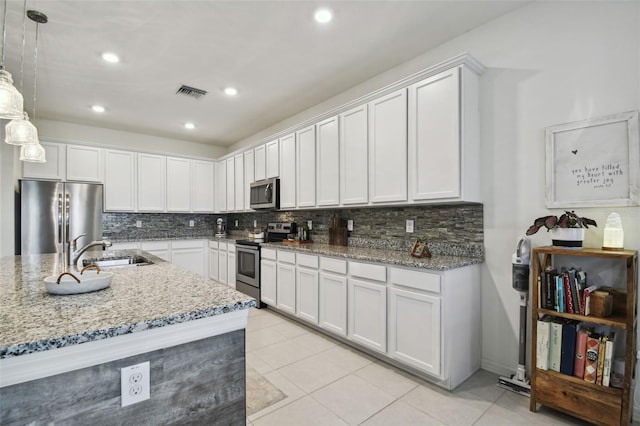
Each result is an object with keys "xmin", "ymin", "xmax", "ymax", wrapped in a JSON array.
[{"xmin": 245, "ymin": 308, "xmax": 632, "ymax": 426}]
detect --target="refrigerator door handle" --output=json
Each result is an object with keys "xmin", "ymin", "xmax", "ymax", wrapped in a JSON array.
[
  {"xmin": 65, "ymin": 193, "xmax": 70, "ymax": 243},
  {"xmin": 57, "ymin": 194, "xmax": 63, "ymax": 244}
]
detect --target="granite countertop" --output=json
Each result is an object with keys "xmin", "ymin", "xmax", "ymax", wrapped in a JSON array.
[
  {"xmin": 106, "ymin": 235, "xmax": 239, "ymax": 243},
  {"xmin": 0, "ymin": 250, "xmax": 255, "ymax": 359},
  {"xmin": 262, "ymin": 242, "xmax": 483, "ymax": 271}
]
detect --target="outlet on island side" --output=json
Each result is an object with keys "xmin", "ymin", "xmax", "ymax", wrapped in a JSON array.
[{"xmin": 121, "ymin": 361, "xmax": 150, "ymax": 407}]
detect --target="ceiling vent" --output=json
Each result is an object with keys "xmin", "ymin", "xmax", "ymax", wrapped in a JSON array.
[{"xmin": 176, "ymin": 85, "xmax": 207, "ymax": 99}]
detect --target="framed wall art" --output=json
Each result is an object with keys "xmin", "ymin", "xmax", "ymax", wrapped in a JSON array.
[{"xmin": 545, "ymin": 110, "xmax": 639, "ymax": 208}]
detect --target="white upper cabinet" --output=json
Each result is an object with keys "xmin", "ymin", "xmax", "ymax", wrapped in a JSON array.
[
  {"xmin": 234, "ymin": 154, "xmax": 244, "ymax": 211},
  {"xmin": 368, "ymin": 89, "xmax": 407, "ymax": 203},
  {"xmin": 296, "ymin": 125, "xmax": 316, "ymax": 208},
  {"xmin": 408, "ymin": 67, "xmax": 461, "ymax": 201},
  {"xmin": 66, "ymin": 145, "xmax": 103, "ymax": 182},
  {"xmin": 316, "ymin": 116, "xmax": 340, "ymax": 206},
  {"xmin": 265, "ymin": 139, "xmax": 279, "ymax": 178},
  {"xmin": 279, "ymin": 133, "xmax": 296, "ymax": 209},
  {"xmin": 166, "ymin": 157, "xmax": 191, "ymax": 212},
  {"xmin": 244, "ymin": 150, "xmax": 254, "ymax": 211},
  {"xmin": 254, "ymin": 144, "xmax": 266, "ymax": 181},
  {"xmin": 340, "ymin": 105, "xmax": 368, "ymax": 205},
  {"xmin": 104, "ymin": 149, "xmax": 136, "ymax": 211},
  {"xmin": 23, "ymin": 141, "xmax": 66, "ymax": 181},
  {"xmin": 137, "ymin": 153, "xmax": 166, "ymax": 212},
  {"xmin": 191, "ymin": 160, "xmax": 215, "ymax": 213},
  {"xmin": 226, "ymin": 157, "xmax": 235, "ymax": 212},
  {"xmin": 215, "ymin": 160, "xmax": 227, "ymax": 212}
]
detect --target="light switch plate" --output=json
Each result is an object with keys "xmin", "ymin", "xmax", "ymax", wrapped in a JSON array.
[
  {"xmin": 121, "ymin": 361, "xmax": 150, "ymax": 407},
  {"xmin": 136, "ymin": 221, "xmax": 142, "ymax": 228},
  {"xmin": 406, "ymin": 219, "xmax": 414, "ymax": 233},
  {"xmin": 307, "ymin": 220, "xmax": 313, "ymax": 230},
  {"xmin": 253, "ymin": 220, "xmax": 257, "ymax": 228},
  {"xmin": 189, "ymin": 220, "xmax": 195, "ymax": 227},
  {"xmin": 347, "ymin": 220, "xmax": 354, "ymax": 231},
  {"xmin": 235, "ymin": 220, "xmax": 239, "ymax": 227}
]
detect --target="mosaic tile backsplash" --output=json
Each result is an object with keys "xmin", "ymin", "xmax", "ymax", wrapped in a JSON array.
[{"xmin": 103, "ymin": 204, "xmax": 484, "ymax": 258}]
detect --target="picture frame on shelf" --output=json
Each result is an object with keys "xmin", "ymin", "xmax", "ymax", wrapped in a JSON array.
[{"xmin": 545, "ymin": 110, "xmax": 639, "ymax": 208}]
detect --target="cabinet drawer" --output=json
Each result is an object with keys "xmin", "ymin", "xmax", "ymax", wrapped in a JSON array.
[
  {"xmin": 172, "ymin": 240, "xmax": 206, "ymax": 249},
  {"xmin": 262, "ymin": 248, "xmax": 277, "ymax": 260},
  {"xmin": 390, "ymin": 267, "xmax": 440, "ymax": 294},
  {"xmin": 218, "ymin": 242, "xmax": 227, "ymax": 251},
  {"xmin": 297, "ymin": 253, "xmax": 318, "ymax": 268},
  {"xmin": 320, "ymin": 257, "xmax": 347, "ymax": 274},
  {"xmin": 535, "ymin": 370, "xmax": 622, "ymax": 426},
  {"xmin": 228, "ymin": 243, "xmax": 236, "ymax": 253},
  {"xmin": 140, "ymin": 241, "xmax": 169, "ymax": 251},
  {"xmin": 278, "ymin": 250, "xmax": 296, "ymax": 264},
  {"xmin": 208, "ymin": 240, "xmax": 218, "ymax": 249},
  {"xmin": 349, "ymin": 261, "xmax": 386, "ymax": 282}
]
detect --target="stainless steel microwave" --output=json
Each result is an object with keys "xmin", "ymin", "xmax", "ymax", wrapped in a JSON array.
[{"xmin": 250, "ymin": 178, "xmax": 280, "ymax": 210}]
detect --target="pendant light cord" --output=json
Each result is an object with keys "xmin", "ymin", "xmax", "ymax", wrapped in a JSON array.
[
  {"xmin": 32, "ymin": 19, "xmax": 38, "ymax": 120},
  {"xmin": 1, "ymin": 0, "xmax": 6, "ymax": 68},
  {"xmin": 19, "ymin": 0, "xmax": 26, "ymax": 92}
]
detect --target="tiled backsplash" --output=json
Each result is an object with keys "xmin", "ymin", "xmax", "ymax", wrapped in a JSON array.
[
  {"xmin": 103, "ymin": 204, "xmax": 484, "ymax": 258},
  {"xmin": 228, "ymin": 204, "xmax": 484, "ymax": 257},
  {"xmin": 103, "ymin": 213, "xmax": 226, "ymax": 241}
]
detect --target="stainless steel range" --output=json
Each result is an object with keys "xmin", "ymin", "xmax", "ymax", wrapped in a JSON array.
[{"xmin": 235, "ymin": 222, "xmax": 296, "ymax": 308}]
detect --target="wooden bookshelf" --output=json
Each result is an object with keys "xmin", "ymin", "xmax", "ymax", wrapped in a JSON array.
[{"xmin": 530, "ymin": 246, "xmax": 638, "ymax": 426}]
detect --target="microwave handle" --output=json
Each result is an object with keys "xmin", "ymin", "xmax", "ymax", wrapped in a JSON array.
[{"xmin": 265, "ymin": 183, "xmax": 272, "ymax": 203}]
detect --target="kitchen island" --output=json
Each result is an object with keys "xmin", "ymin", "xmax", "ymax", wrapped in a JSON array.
[{"xmin": 0, "ymin": 250, "xmax": 255, "ymax": 425}]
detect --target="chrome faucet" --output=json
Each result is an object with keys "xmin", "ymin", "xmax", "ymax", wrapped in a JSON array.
[{"xmin": 68, "ymin": 233, "xmax": 112, "ymax": 267}]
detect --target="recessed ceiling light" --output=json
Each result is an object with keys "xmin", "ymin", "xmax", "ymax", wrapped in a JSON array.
[
  {"xmin": 91, "ymin": 105, "xmax": 105, "ymax": 113},
  {"xmin": 224, "ymin": 87, "xmax": 238, "ymax": 96},
  {"xmin": 101, "ymin": 52, "xmax": 120, "ymax": 63},
  {"xmin": 184, "ymin": 122, "xmax": 196, "ymax": 130},
  {"xmin": 314, "ymin": 8, "xmax": 333, "ymax": 24}
]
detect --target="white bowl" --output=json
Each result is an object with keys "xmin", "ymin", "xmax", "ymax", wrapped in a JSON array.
[{"xmin": 45, "ymin": 270, "xmax": 113, "ymax": 295}]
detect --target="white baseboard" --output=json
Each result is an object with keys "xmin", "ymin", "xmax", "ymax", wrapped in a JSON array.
[{"xmin": 481, "ymin": 358, "xmax": 516, "ymax": 378}]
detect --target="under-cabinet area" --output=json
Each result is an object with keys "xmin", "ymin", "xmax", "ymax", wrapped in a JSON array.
[
  {"xmin": 530, "ymin": 247, "xmax": 638, "ymax": 426},
  {"xmin": 259, "ymin": 245, "xmax": 481, "ymax": 390}
]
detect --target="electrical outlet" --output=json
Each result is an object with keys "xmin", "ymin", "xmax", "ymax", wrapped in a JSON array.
[
  {"xmin": 347, "ymin": 220, "xmax": 354, "ymax": 231},
  {"xmin": 253, "ymin": 220, "xmax": 257, "ymax": 228},
  {"xmin": 189, "ymin": 220, "xmax": 195, "ymax": 227},
  {"xmin": 406, "ymin": 219, "xmax": 414, "ymax": 233},
  {"xmin": 234, "ymin": 220, "xmax": 239, "ymax": 227},
  {"xmin": 307, "ymin": 220, "xmax": 313, "ymax": 230},
  {"xmin": 121, "ymin": 361, "xmax": 150, "ymax": 407},
  {"xmin": 136, "ymin": 220, "xmax": 142, "ymax": 228}
]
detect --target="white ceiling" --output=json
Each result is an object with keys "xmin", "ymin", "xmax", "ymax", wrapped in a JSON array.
[{"xmin": 2, "ymin": 0, "xmax": 527, "ymax": 147}]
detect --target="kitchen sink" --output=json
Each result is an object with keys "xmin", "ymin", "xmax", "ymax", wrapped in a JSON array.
[{"xmin": 82, "ymin": 255, "xmax": 154, "ymax": 268}]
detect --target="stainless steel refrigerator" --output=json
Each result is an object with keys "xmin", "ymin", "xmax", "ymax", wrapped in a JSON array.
[{"xmin": 18, "ymin": 179, "xmax": 104, "ymax": 255}]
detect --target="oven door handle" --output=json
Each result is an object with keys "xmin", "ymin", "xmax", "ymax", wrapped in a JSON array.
[{"xmin": 237, "ymin": 245, "xmax": 259, "ymax": 252}]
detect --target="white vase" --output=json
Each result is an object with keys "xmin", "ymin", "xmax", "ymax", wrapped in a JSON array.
[{"xmin": 550, "ymin": 228, "xmax": 585, "ymax": 248}]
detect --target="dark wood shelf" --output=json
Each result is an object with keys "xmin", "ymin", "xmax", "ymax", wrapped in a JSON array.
[{"xmin": 536, "ymin": 309, "xmax": 627, "ymax": 329}]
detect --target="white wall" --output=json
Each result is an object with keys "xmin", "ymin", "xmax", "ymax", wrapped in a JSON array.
[
  {"xmin": 0, "ymin": 131, "xmax": 18, "ymax": 258},
  {"xmin": 34, "ymin": 118, "xmax": 225, "ymax": 160},
  {"xmin": 230, "ymin": 0, "xmax": 640, "ymax": 382}
]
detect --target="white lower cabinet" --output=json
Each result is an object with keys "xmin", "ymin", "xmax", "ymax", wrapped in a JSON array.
[
  {"xmin": 319, "ymin": 271, "xmax": 347, "ymax": 336},
  {"xmin": 227, "ymin": 243, "xmax": 236, "ymax": 289},
  {"xmin": 348, "ymin": 277, "xmax": 387, "ymax": 353},
  {"xmin": 218, "ymin": 242, "xmax": 228, "ymax": 284},
  {"xmin": 209, "ymin": 242, "xmax": 219, "ymax": 281},
  {"xmin": 260, "ymin": 249, "xmax": 277, "ymax": 306},
  {"xmin": 140, "ymin": 241, "xmax": 170, "ymax": 262},
  {"xmin": 276, "ymin": 250, "xmax": 296, "ymax": 314},
  {"xmin": 295, "ymin": 254, "xmax": 319, "ymax": 324},
  {"xmin": 388, "ymin": 287, "xmax": 441, "ymax": 376},
  {"xmin": 170, "ymin": 240, "xmax": 207, "ymax": 278}
]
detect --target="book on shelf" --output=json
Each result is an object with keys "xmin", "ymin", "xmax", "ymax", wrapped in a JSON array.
[
  {"xmin": 582, "ymin": 285, "xmax": 599, "ymax": 317},
  {"xmin": 574, "ymin": 325, "xmax": 589, "ymax": 378},
  {"xmin": 584, "ymin": 332, "xmax": 601, "ymax": 383},
  {"xmin": 560, "ymin": 320, "xmax": 578, "ymax": 375},
  {"xmin": 544, "ymin": 267, "xmax": 556, "ymax": 310},
  {"xmin": 602, "ymin": 332, "xmax": 616, "ymax": 387},
  {"xmin": 562, "ymin": 272, "xmax": 575, "ymax": 314},
  {"xmin": 536, "ymin": 316, "xmax": 552, "ymax": 370},
  {"xmin": 556, "ymin": 275, "xmax": 565, "ymax": 313},
  {"xmin": 549, "ymin": 319, "xmax": 563, "ymax": 372},
  {"xmin": 595, "ymin": 335, "xmax": 608, "ymax": 385},
  {"xmin": 568, "ymin": 268, "xmax": 581, "ymax": 314}
]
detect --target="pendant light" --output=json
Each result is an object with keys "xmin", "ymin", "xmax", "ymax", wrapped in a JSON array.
[
  {"xmin": 5, "ymin": 0, "xmax": 38, "ymax": 145},
  {"xmin": 17, "ymin": 8, "xmax": 46, "ymax": 162},
  {"xmin": 0, "ymin": 0, "xmax": 24, "ymax": 119}
]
